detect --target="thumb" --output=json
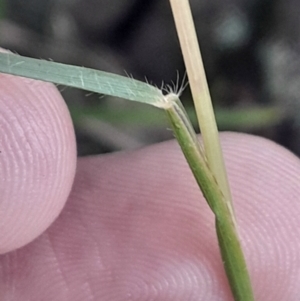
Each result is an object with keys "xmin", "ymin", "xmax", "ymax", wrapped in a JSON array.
[{"xmin": 0, "ymin": 73, "xmax": 76, "ymax": 254}]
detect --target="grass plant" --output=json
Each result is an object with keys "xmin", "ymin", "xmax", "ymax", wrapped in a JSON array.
[{"xmin": 0, "ymin": 1, "xmax": 255, "ymax": 300}]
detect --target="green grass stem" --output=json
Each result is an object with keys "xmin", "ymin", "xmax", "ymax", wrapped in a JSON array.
[
  {"xmin": 169, "ymin": 0, "xmax": 254, "ymax": 299},
  {"xmin": 169, "ymin": 0, "xmax": 235, "ymax": 219},
  {"xmin": 165, "ymin": 95, "xmax": 254, "ymax": 301}
]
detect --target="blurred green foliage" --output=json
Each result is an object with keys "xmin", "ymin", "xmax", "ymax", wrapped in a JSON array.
[
  {"xmin": 69, "ymin": 102, "xmax": 284, "ymax": 131},
  {"xmin": 0, "ymin": 0, "xmax": 6, "ymax": 19}
]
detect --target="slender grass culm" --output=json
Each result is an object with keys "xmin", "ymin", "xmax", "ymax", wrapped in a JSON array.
[
  {"xmin": 168, "ymin": 0, "xmax": 254, "ymax": 300},
  {"xmin": 0, "ymin": 1, "xmax": 254, "ymax": 300}
]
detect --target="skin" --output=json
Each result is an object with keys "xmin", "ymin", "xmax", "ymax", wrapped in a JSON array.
[{"xmin": 0, "ymin": 74, "xmax": 300, "ymax": 301}]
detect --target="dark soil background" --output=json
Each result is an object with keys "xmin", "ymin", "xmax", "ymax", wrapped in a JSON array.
[{"xmin": 2, "ymin": 0, "xmax": 300, "ymax": 156}]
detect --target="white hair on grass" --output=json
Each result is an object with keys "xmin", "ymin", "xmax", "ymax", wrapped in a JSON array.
[
  {"xmin": 158, "ymin": 71, "xmax": 189, "ymax": 109},
  {"xmin": 162, "ymin": 70, "xmax": 188, "ymax": 97},
  {"xmin": 52, "ymin": 82, "xmax": 69, "ymax": 93},
  {"xmin": 124, "ymin": 70, "xmax": 135, "ymax": 81},
  {"xmin": 122, "ymin": 70, "xmax": 189, "ymax": 109}
]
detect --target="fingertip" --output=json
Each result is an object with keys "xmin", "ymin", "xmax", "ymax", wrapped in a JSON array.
[
  {"xmin": 220, "ymin": 133, "xmax": 300, "ymax": 300},
  {"xmin": 0, "ymin": 73, "xmax": 76, "ymax": 254}
]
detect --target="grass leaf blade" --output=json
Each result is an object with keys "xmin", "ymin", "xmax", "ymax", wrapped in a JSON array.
[{"xmin": 0, "ymin": 52, "xmax": 164, "ymax": 107}]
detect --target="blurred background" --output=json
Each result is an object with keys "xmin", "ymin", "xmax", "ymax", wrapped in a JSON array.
[{"xmin": 1, "ymin": 0, "xmax": 300, "ymax": 156}]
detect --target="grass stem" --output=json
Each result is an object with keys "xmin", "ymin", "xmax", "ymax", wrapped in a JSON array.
[
  {"xmin": 169, "ymin": 0, "xmax": 255, "ymax": 299},
  {"xmin": 165, "ymin": 95, "xmax": 255, "ymax": 301},
  {"xmin": 169, "ymin": 0, "xmax": 234, "ymax": 218}
]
